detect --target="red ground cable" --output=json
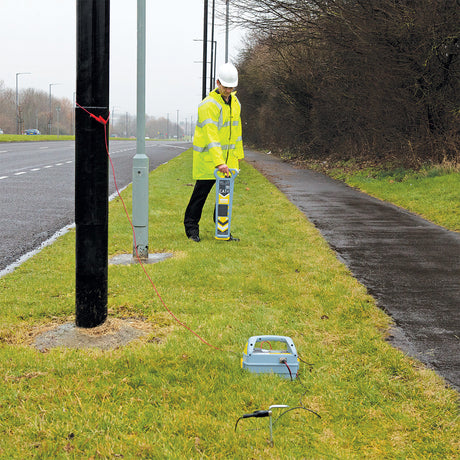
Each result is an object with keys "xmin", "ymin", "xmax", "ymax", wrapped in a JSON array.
[
  {"xmin": 259, "ymin": 340, "xmax": 273, "ymax": 350},
  {"xmin": 76, "ymin": 103, "xmax": 221, "ymax": 351},
  {"xmin": 283, "ymin": 362, "xmax": 293, "ymax": 380}
]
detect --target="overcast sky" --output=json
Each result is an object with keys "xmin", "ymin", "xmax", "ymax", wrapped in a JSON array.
[{"xmin": 1, "ymin": 0, "xmax": 246, "ymax": 121}]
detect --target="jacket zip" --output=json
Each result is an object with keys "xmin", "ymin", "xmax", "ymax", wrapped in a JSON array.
[{"xmin": 226, "ymin": 101, "xmax": 232, "ymax": 164}]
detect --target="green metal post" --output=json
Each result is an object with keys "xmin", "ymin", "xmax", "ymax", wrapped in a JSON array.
[{"xmin": 132, "ymin": 0, "xmax": 149, "ymax": 259}]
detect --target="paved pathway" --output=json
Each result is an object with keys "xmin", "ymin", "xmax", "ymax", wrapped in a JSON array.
[{"xmin": 246, "ymin": 150, "xmax": 460, "ymax": 390}]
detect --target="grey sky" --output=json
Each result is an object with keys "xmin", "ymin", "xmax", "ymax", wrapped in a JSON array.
[{"xmin": 1, "ymin": 0, "xmax": 245, "ymax": 121}]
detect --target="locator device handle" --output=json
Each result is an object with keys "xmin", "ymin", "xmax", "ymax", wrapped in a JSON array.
[{"xmin": 214, "ymin": 168, "xmax": 239, "ymax": 179}]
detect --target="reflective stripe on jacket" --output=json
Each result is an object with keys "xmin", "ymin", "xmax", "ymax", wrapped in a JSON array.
[{"xmin": 192, "ymin": 88, "xmax": 244, "ymax": 180}]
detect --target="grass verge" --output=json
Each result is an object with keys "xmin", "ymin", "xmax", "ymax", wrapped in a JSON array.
[
  {"xmin": 320, "ymin": 161, "xmax": 459, "ymax": 232},
  {"xmin": 0, "ymin": 134, "xmax": 75, "ymax": 142},
  {"xmin": 0, "ymin": 150, "xmax": 458, "ymax": 458},
  {"xmin": 0, "ymin": 135, "xmax": 185, "ymax": 143}
]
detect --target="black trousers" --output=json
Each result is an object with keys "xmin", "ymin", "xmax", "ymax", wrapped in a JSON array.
[{"xmin": 183, "ymin": 179, "xmax": 216, "ymax": 236}]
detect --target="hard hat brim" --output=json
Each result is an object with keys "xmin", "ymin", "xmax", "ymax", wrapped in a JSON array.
[{"xmin": 218, "ymin": 77, "xmax": 238, "ymax": 87}]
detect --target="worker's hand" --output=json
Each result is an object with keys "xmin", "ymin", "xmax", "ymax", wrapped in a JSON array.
[{"xmin": 217, "ymin": 163, "xmax": 230, "ymax": 177}]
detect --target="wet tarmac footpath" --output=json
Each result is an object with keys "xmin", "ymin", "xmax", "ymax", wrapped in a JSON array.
[{"xmin": 245, "ymin": 150, "xmax": 460, "ymax": 390}]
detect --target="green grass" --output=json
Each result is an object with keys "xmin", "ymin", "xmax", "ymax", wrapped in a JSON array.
[
  {"xmin": 328, "ymin": 165, "xmax": 460, "ymax": 232},
  {"xmin": 0, "ymin": 134, "xmax": 75, "ymax": 142},
  {"xmin": 0, "ymin": 135, "xmax": 186, "ymax": 142},
  {"xmin": 0, "ymin": 150, "xmax": 458, "ymax": 458}
]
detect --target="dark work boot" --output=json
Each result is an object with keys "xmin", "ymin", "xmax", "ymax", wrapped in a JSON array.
[{"xmin": 188, "ymin": 233, "xmax": 201, "ymax": 242}]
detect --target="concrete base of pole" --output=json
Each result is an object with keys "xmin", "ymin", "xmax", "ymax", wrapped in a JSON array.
[
  {"xmin": 33, "ymin": 318, "xmax": 150, "ymax": 351},
  {"xmin": 109, "ymin": 252, "xmax": 173, "ymax": 266}
]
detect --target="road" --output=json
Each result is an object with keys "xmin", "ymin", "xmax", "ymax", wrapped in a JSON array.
[{"xmin": 0, "ymin": 140, "xmax": 190, "ymax": 273}]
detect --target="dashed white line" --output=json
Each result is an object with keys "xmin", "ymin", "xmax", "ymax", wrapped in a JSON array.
[
  {"xmin": 65, "ymin": 161, "xmax": 72, "ymax": 164},
  {"xmin": 0, "ymin": 150, "xmax": 7, "ymax": 154},
  {"xmin": 4, "ymin": 163, "xmax": 72, "ymax": 177},
  {"xmin": 39, "ymin": 147, "xmax": 49, "ymax": 150}
]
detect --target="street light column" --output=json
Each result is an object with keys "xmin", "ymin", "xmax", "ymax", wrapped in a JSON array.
[
  {"xmin": 16, "ymin": 72, "xmax": 31, "ymax": 134},
  {"xmin": 176, "ymin": 109, "xmax": 179, "ymax": 140},
  {"xmin": 75, "ymin": 0, "xmax": 110, "ymax": 328},
  {"xmin": 225, "ymin": 0, "xmax": 229, "ymax": 62},
  {"xmin": 56, "ymin": 106, "xmax": 61, "ymax": 138},
  {"xmin": 209, "ymin": 0, "xmax": 215, "ymax": 93},
  {"xmin": 202, "ymin": 0, "xmax": 208, "ymax": 99},
  {"xmin": 132, "ymin": 0, "xmax": 149, "ymax": 260}
]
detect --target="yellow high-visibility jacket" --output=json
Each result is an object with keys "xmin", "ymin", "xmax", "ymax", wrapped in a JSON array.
[{"xmin": 192, "ymin": 88, "xmax": 244, "ymax": 180}]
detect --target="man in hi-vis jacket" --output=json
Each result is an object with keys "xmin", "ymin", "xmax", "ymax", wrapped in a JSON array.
[{"xmin": 184, "ymin": 62, "xmax": 244, "ymax": 242}]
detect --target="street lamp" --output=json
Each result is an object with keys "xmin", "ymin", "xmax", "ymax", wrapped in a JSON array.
[
  {"xmin": 194, "ymin": 38, "xmax": 216, "ymax": 93},
  {"xmin": 56, "ymin": 106, "xmax": 61, "ymax": 138},
  {"xmin": 212, "ymin": 40, "xmax": 217, "ymax": 87},
  {"xmin": 111, "ymin": 106, "xmax": 121, "ymax": 136},
  {"xmin": 16, "ymin": 72, "xmax": 31, "ymax": 134},
  {"xmin": 202, "ymin": 0, "xmax": 208, "ymax": 99},
  {"xmin": 209, "ymin": 0, "xmax": 215, "ymax": 93},
  {"xmin": 48, "ymin": 83, "xmax": 60, "ymax": 135},
  {"xmin": 132, "ymin": 0, "xmax": 149, "ymax": 260},
  {"xmin": 176, "ymin": 110, "xmax": 179, "ymax": 140},
  {"xmin": 208, "ymin": 39, "xmax": 218, "ymax": 93},
  {"xmin": 225, "ymin": 0, "xmax": 230, "ymax": 62}
]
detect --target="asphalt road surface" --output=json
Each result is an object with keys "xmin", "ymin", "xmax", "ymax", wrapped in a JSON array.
[
  {"xmin": 0, "ymin": 140, "xmax": 190, "ymax": 273},
  {"xmin": 246, "ymin": 150, "xmax": 460, "ymax": 391}
]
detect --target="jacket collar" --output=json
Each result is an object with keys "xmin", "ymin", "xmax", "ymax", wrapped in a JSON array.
[{"xmin": 213, "ymin": 88, "xmax": 237, "ymax": 105}]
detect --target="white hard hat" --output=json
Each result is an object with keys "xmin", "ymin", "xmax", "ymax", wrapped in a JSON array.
[{"xmin": 217, "ymin": 62, "xmax": 238, "ymax": 87}]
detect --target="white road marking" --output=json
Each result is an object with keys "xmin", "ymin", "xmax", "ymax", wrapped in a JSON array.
[
  {"xmin": 0, "ymin": 223, "xmax": 76, "ymax": 279},
  {"xmin": 39, "ymin": 147, "xmax": 49, "ymax": 150},
  {"xmin": 44, "ymin": 165, "xmax": 53, "ymax": 169},
  {"xmin": 158, "ymin": 144, "xmax": 186, "ymax": 149},
  {"xmin": 0, "ymin": 176, "xmax": 8, "ymax": 180},
  {"xmin": 31, "ymin": 168, "xmax": 40, "ymax": 171},
  {"xmin": 0, "ymin": 186, "xmax": 128, "ymax": 279},
  {"xmin": 14, "ymin": 171, "xmax": 26, "ymax": 176}
]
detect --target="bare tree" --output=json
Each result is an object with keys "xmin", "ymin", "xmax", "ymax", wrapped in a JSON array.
[
  {"xmin": 233, "ymin": 0, "xmax": 459, "ymax": 165},
  {"xmin": 0, "ymin": 82, "xmax": 74, "ymax": 135},
  {"xmin": 0, "ymin": 80, "xmax": 16, "ymax": 133}
]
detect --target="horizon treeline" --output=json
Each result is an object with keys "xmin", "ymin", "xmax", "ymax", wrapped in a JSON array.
[{"xmin": 0, "ymin": 81, "xmax": 186, "ymax": 139}]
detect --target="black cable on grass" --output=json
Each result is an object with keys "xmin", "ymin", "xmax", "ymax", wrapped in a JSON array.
[
  {"xmin": 235, "ymin": 410, "xmax": 271, "ymax": 432},
  {"xmin": 298, "ymin": 356, "xmax": 314, "ymax": 369},
  {"xmin": 289, "ymin": 363, "xmax": 321, "ymax": 420},
  {"xmin": 273, "ymin": 406, "xmax": 321, "ymax": 427}
]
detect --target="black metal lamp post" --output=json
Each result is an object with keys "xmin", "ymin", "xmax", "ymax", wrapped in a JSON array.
[{"xmin": 75, "ymin": 0, "xmax": 110, "ymax": 328}]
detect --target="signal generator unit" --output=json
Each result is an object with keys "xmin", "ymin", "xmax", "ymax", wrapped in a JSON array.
[{"xmin": 241, "ymin": 335, "xmax": 299, "ymax": 379}]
